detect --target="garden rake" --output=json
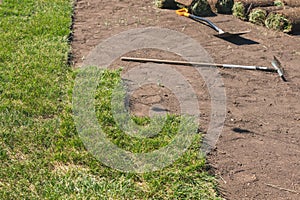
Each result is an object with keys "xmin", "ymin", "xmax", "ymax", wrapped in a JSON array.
[{"xmin": 121, "ymin": 56, "xmax": 287, "ymax": 81}]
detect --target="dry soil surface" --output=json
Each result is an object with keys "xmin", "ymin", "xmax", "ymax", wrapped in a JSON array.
[{"xmin": 71, "ymin": 0, "xmax": 300, "ymax": 199}]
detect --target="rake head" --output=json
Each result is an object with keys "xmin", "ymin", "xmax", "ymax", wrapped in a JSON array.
[{"xmin": 271, "ymin": 56, "xmax": 287, "ymax": 82}]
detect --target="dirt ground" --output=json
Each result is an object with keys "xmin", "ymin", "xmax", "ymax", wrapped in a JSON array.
[{"xmin": 71, "ymin": 0, "xmax": 300, "ymax": 199}]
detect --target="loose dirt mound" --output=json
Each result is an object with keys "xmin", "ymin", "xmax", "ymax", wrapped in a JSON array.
[{"xmin": 72, "ymin": 0, "xmax": 300, "ymax": 199}]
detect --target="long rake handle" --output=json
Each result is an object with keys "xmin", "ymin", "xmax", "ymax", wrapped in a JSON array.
[{"xmin": 121, "ymin": 57, "xmax": 277, "ymax": 72}]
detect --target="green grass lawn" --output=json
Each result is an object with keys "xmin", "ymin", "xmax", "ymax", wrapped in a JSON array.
[{"xmin": 0, "ymin": 0, "xmax": 222, "ymax": 199}]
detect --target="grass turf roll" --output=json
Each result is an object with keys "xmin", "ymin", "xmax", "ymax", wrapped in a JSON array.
[
  {"xmin": 212, "ymin": 0, "xmax": 234, "ymax": 14},
  {"xmin": 249, "ymin": 8, "xmax": 268, "ymax": 24},
  {"xmin": 265, "ymin": 7, "xmax": 300, "ymax": 33},
  {"xmin": 249, "ymin": 6, "xmax": 286, "ymax": 25},
  {"xmin": 233, "ymin": 0, "xmax": 276, "ymax": 20},
  {"xmin": 189, "ymin": 0, "xmax": 213, "ymax": 16}
]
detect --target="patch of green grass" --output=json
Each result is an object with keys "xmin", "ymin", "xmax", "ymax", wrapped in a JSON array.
[
  {"xmin": 94, "ymin": 69, "xmax": 185, "ymax": 153},
  {"xmin": 0, "ymin": 0, "xmax": 222, "ymax": 199}
]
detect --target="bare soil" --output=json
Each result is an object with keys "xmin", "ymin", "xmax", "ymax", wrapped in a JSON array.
[{"xmin": 72, "ymin": 0, "xmax": 300, "ymax": 199}]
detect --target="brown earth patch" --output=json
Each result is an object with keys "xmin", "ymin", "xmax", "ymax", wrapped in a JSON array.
[{"xmin": 72, "ymin": 0, "xmax": 300, "ymax": 199}]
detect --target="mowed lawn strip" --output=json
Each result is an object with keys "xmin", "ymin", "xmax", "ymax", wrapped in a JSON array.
[{"xmin": 0, "ymin": 0, "xmax": 222, "ymax": 199}]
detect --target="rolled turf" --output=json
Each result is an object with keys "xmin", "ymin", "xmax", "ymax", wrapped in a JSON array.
[
  {"xmin": 249, "ymin": 6, "xmax": 286, "ymax": 25},
  {"xmin": 249, "ymin": 8, "xmax": 268, "ymax": 25},
  {"xmin": 189, "ymin": 0, "xmax": 213, "ymax": 16},
  {"xmin": 208, "ymin": 0, "xmax": 234, "ymax": 14},
  {"xmin": 232, "ymin": 0, "xmax": 276, "ymax": 20},
  {"xmin": 265, "ymin": 7, "xmax": 300, "ymax": 33}
]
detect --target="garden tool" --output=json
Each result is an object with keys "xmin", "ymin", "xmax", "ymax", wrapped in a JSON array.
[
  {"xmin": 176, "ymin": 8, "xmax": 250, "ymax": 38},
  {"xmin": 121, "ymin": 56, "xmax": 287, "ymax": 81}
]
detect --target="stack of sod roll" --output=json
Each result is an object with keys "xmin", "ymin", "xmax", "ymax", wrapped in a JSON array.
[
  {"xmin": 265, "ymin": 7, "xmax": 300, "ymax": 32},
  {"xmin": 232, "ymin": 0, "xmax": 300, "ymax": 33},
  {"xmin": 249, "ymin": 5, "xmax": 287, "ymax": 25},
  {"xmin": 155, "ymin": 0, "xmax": 300, "ymax": 33},
  {"xmin": 155, "ymin": 0, "xmax": 213, "ymax": 16},
  {"xmin": 155, "ymin": 0, "xmax": 238, "ymax": 16},
  {"xmin": 190, "ymin": 0, "xmax": 237, "ymax": 15},
  {"xmin": 232, "ymin": 0, "xmax": 276, "ymax": 20}
]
